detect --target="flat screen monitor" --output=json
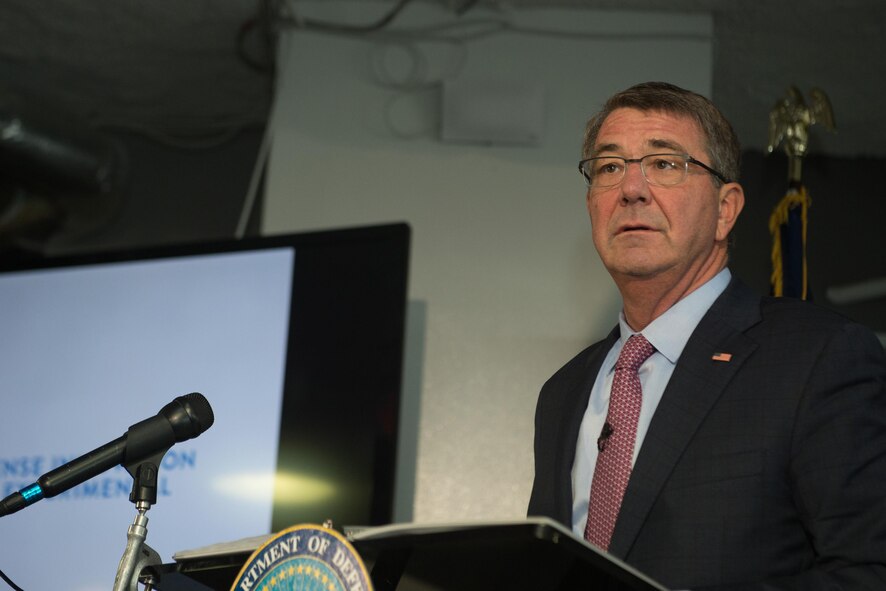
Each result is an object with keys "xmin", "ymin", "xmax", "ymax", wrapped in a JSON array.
[{"xmin": 0, "ymin": 223, "xmax": 410, "ymax": 591}]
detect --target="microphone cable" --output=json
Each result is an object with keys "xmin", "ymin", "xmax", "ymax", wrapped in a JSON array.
[{"xmin": 0, "ymin": 566, "xmax": 24, "ymax": 591}]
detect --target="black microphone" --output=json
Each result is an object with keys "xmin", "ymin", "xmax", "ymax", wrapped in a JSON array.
[
  {"xmin": 597, "ymin": 422, "xmax": 614, "ymax": 452},
  {"xmin": 0, "ymin": 392, "xmax": 214, "ymax": 518}
]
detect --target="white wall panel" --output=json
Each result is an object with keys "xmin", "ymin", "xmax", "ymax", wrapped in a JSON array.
[{"xmin": 264, "ymin": 1, "xmax": 712, "ymax": 523}]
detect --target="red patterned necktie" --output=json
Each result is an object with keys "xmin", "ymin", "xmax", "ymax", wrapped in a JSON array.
[{"xmin": 584, "ymin": 333, "xmax": 656, "ymax": 550}]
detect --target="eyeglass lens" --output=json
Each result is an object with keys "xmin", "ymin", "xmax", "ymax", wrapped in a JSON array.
[{"xmin": 582, "ymin": 154, "xmax": 689, "ymax": 187}]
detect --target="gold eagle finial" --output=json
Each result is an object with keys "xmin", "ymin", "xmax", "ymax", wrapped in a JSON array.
[{"xmin": 767, "ymin": 86, "xmax": 836, "ymax": 182}]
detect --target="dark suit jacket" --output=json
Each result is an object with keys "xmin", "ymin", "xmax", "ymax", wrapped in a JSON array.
[{"xmin": 528, "ymin": 277, "xmax": 886, "ymax": 590}]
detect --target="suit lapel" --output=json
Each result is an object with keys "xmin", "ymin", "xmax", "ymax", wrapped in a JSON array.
[
  {"xmin": 553, "ymin": 327, "xmax": 620, "ymax": 524},
  {"xmin": 608, "ymin": 278, "xmax": 763, "ymax": 559}
]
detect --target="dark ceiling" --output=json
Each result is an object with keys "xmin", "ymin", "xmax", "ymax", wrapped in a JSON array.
[{"xmin": 2, "ymin": 0, "xmax": 883, "ymax": 155}]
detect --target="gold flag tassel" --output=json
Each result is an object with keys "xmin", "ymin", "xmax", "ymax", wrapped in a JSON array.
[{"xmin": 768, "ymin": 185, "xmax": 810, "ymax": 298}]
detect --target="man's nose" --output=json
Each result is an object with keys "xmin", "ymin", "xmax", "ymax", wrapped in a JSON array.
[{"xmin": 619, "ymin": 161, "xmax": 650, "ymax": 203}]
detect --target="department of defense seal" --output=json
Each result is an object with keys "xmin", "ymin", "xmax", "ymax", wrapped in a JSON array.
[{"xmin": 231, "ymin": 524, "xmax": 373, "ymax": 591}]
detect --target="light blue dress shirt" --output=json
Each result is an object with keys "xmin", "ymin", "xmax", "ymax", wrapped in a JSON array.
[{"xmin": 571, "ymin": 268, "xmax": 732, "ymax": 535}]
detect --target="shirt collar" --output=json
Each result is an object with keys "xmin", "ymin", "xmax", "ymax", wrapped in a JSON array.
[{"xmin": 615, "ymin": 268, "xmax": 731, "ymax": 366}]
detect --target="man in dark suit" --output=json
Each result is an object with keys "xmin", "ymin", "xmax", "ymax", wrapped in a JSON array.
[{"xmin": 528, "ymin": 82, "xmax": 886, "ymax": 590}]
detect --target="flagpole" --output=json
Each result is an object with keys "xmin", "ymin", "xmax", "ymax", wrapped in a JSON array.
[{"xmin": 766, "ymin": 86, "xmax": 835, "ymax": 300}]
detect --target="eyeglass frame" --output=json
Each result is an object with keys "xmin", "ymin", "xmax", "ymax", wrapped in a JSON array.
[{"xmin": 578, "ymin": 153, "xmax": 732, "ymax": 188}]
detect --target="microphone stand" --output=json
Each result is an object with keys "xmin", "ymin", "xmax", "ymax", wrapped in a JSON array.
[{"xmin": 112, "ymin": 451, "xmax": 165, "ymax": 591}]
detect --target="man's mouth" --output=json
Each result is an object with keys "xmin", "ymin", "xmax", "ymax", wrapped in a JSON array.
[{"xmin": 617, "ymin": 224, "xmax": 656, "ymax": 234}]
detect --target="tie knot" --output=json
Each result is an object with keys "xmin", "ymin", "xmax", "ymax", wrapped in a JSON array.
[{"xmin": 616, "ymin": 334, "xmax": 655, "ymax": 372}]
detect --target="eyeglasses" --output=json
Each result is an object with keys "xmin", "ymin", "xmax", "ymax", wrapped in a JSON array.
[{"xmin": 578, "ymin": 153, "xmax": 731, "ymax": 188}]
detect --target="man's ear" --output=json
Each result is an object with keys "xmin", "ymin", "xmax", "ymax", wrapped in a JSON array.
[{"xmin": 716, "ymin": 182, "xmax": 745, "ymax": 242}]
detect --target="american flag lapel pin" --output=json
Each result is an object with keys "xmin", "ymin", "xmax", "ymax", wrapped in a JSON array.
[{"xmin": 711, "ymin": 352, "xmax": 733, "ymax": 362}]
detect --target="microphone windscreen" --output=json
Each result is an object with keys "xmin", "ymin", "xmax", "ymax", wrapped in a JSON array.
[{"xmin": 162, "ymin": 393, "xmax": 214, "ymax": 441}]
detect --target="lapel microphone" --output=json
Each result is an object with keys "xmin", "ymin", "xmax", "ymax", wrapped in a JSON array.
[{"xmin": 597, "ymin": 422, "xmax": 614, "ymax": 452}]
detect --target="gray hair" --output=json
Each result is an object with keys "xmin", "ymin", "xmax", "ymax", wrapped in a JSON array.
[{"xmin": 582, "ymin": 82, "xmax": 741, "ymax": 184}]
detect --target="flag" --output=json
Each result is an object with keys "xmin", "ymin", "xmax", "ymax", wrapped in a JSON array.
[{"xmin": 769, "ymin": 184, "xmax": 810, "ymax": 299}]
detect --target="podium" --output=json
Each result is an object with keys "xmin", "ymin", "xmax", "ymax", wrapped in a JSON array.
[{"xmin": 152, "ymin": 518, "xmax": 668, "ymax": 591}]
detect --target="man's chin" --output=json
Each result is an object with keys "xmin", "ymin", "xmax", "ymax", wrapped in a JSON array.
[{"xmin": 605, "ymin": 258, "xmax": 675, "ymax": 280}]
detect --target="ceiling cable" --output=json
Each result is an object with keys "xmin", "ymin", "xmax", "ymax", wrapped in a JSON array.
[{"xmin": 281, "ymin": 0, "xmax": 415, "ymax": 33}]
